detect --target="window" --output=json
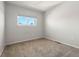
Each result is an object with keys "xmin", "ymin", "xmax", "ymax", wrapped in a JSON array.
[{"xmin": 17, "ymin": 16, "xmax": 37, "ymax": 26}]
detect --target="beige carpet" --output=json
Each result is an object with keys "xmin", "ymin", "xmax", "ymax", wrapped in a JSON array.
[{"xmin": 1, "ymin": 38, "xmax": 79, "ymax": 57}]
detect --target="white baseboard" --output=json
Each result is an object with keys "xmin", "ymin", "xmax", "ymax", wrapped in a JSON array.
[
  {"xmin": 45, "ymin": 35, "xmax": 79, "ymax": 49},
  {"xmin": 0, "ymin": 46, "xmax": 5, "ymax": 56},
  {"xmin": 5, "ymin": 35, "xmax": 79, "ymax": 49},
  {"xmin": 6, "ymin": 36, "xmax": 44, "ymax": 45}
]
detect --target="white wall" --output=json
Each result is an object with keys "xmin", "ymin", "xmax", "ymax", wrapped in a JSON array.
[
  {"xmin": 0, "ymin": 1, "xmax": 5, "ymax": 56},
  {"xmin": 5, "ymin": 3, "xmax": 44, "ymax": 45},
  {"xmin": 45, "ymin": 1, "xmax": 79, "ymax": 48}
]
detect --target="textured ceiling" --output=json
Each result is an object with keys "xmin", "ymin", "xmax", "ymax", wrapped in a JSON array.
[{"xmin": 7, "ymin": 1, "xmax": 62, "ymax": 12}]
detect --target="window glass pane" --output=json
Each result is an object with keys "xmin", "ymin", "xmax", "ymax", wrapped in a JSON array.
[{"xmin": 17, "ymin": 16, "xmax": 37, "ymax": 26}]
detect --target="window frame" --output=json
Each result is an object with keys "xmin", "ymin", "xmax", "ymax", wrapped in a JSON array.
[{"xmin": 17, "ymin": 15, "xmax": 37, "ymax": 26}]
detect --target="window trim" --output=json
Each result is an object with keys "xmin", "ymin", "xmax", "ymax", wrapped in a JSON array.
[{"xmin": 17, "ymin": 15, "xmax": 37, "ymax": 26}]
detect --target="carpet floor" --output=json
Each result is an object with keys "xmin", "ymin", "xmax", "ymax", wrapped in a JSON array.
[{"xmin": 1, "ymin": 38, "xmax": 79, "ymax": 57}]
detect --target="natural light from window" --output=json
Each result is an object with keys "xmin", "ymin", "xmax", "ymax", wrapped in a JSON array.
[{"xmin": 17, "ymin": 16, "xmax": 37, "ymax": 26}]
